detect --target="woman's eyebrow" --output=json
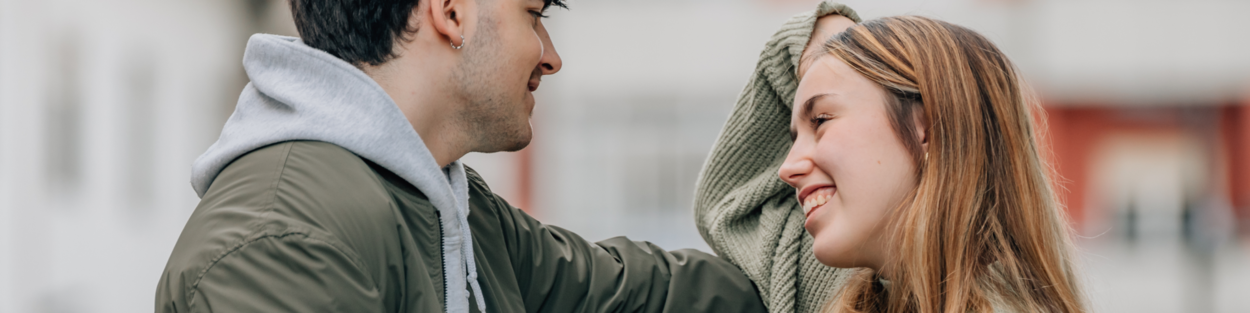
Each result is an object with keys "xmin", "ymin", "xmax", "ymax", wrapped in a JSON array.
[
  {"xmin": 790, "ymin": 93, "xmax": 832, "ymax": 141},
  {"xmin": 800, "ymin": 94, "xmax": 831, "ymax": 121}
]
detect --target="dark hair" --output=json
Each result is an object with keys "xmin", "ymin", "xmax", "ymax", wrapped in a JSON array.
[{"xmin": 290, "ymin": 0, "xmax": 567, "ymax": 66}]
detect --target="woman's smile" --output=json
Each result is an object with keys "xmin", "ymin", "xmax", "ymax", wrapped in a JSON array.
[{"xmin": 801, "ymin": 186, "xmax": 836, "ymax": 218}]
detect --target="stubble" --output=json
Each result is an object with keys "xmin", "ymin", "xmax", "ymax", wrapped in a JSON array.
[{"xmin": 453, "ymin": 11, "xmax": 533, "ymax": 153}]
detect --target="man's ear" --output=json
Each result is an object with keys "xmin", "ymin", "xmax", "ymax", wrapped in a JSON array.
[{"xmin": 428, "ymin": 0, "xmax": 468, "ymax": 47}]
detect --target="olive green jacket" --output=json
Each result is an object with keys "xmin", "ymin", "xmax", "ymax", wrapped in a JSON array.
[{"xmin": 156, "ymin": 141, "xmax": 767, "ymax": 312}]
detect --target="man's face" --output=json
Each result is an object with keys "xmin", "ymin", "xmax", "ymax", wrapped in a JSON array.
[{"xmin": 454, "ymin": 0, "xmax": 561, "ymax": 153}]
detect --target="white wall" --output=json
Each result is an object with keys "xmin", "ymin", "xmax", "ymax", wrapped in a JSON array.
[
  {"xmin": 0, "ymin": 0, "xmax": 248, "ymax": 311},
  {"xmin": 834, "ymin": 0, "xmax": 1250, "ymax": 104}
]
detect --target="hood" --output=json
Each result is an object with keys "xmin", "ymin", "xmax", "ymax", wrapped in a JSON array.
[{"xmin": 190, "ymin": 34, "xmax": 486, "ymax": 313}]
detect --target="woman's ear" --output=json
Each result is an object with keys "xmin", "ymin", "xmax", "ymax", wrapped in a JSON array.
[
  {"xmin": 913, "ymin": 105, "xmax": 929, "ymax": 151},
  {"xmin": 428, "ymin": 0, "xmax": 467, "ymax": 47}
]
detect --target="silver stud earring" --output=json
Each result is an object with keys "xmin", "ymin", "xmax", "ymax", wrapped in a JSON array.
[{"xmin": 451, "ymin": 35, "xmax": 466, "ymax": 50}]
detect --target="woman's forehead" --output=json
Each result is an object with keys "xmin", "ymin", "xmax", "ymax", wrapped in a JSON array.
[
  {"xmin": 793, "ymin": 58, "xmax": 886, "ymax": 115},
  {"xmin": 797, "ymin": 59, "xmax": 857, "ymax": 100}
]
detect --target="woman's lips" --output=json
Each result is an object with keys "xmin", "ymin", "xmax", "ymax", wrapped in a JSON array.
[{"xmin": 802, "ymin": 186, "xmax": 836, "ymax": 218}]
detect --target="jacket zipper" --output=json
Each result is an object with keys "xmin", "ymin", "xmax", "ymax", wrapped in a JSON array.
[{"xmin": 438, "ymin": 213, "xmax": 449, "ymax": 312}]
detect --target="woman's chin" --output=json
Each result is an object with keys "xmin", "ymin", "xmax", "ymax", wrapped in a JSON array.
[
  {"xmin": 812, "ymin": 241, "xmax": 854, "ymax": 268},
  {"xmin": 813, "ymin": 238, "xmax": 878, "ymax": 269},
  {"xmin": 813, "ymin": 252, "xmax": 840, "ymax": 268}
]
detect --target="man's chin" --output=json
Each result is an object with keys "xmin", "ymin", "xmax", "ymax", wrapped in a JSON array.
[
  {"xmin": 478, "ymin": 125, "xmax": 533, "ymax": 153},
  {"xmin": 499, "ymin": 136, "xmax": 531, "ymax": 152}
]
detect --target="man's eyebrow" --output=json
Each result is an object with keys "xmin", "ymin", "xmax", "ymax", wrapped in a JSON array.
[
  {"xmin": 790, "ymin": 93, "xmax": 831, "ymax": 142},
  {"xmin": 542, "ymin": 0, "xmax": 568, "ymax": 11}
]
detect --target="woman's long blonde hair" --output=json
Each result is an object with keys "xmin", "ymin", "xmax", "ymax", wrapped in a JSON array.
[{"xmin": 818, "ymin": 16, "xmax": 1086, "ymax": 313}]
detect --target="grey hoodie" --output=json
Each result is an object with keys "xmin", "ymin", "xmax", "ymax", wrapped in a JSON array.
[{"xmin": 190, "ymin": 34, "xmax": 486, "ymax": 313}]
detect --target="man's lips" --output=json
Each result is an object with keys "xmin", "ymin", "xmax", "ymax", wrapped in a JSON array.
[{"xmin": 528, "ymin": 72, "xmax": 542, "ymax": 92}]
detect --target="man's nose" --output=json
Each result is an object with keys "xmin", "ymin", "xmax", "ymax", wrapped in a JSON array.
[
  {"xmin": 536, "ymin": 23, "xmax": 561, "ymax": 75},
  {"xmin": 778, "ymin": 147, "xmax": 813, "ymax": 187}
]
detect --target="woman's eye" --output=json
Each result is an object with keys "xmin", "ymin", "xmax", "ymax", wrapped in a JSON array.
[{"xmin": 810, "ymin": 113, "xmax": 833, "ymax": 129}]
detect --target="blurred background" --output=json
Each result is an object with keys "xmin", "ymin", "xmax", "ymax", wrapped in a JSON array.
[{"xmin": 1, "ymin": 0, "xmax": 1248, "ymax": 312}]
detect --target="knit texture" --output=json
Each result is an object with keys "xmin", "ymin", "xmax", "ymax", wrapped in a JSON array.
[{"xmin": 694, "ymin": 3, "xmax": 860, "ymax": 313}]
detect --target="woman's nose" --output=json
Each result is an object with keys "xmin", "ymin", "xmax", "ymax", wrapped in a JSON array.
[{"xmin": 778, "ymin": 151, "xmax": 813, "ymax": 187}]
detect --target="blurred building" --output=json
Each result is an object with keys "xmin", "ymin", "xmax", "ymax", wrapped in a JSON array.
[
  {"xmin": 0, "ymin": 0, "xmax": 294, "ymax": 312},
  {"xmin": 1, "ymin": 0, "xmax": 1248, "ymax": 312}
]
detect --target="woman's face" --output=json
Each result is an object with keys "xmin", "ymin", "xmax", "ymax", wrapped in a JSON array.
[{"xmin": 779, "ymin": 56, "xmax": 921, "ymax": 270}]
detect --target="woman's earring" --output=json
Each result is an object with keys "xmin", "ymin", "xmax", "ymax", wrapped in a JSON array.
[
  {"xmin": 451, "ymin": 35, "xmax": 466, "ymax": 50},
  {"xmin": 925, "ymin": 152, "xmax": 929, "ymax": 162}
]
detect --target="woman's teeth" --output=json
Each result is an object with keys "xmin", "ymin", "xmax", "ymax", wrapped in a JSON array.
[{"xmin": 802, "ymin": 188, "xmax": 835, "ymax": 215}]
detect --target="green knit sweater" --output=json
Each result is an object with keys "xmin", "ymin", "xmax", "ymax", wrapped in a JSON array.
[{"xmin": 694, "ymin": 3, "xmax": 861, "ymax": 313}]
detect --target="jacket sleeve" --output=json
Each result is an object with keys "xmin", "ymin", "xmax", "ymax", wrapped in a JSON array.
[
  {"xmin": 168, "ymin": 233, "xmax": 383, "ymax": 313},
  {"xmin": 691, "ymin": 3, "xmax": 860, "ymax": 313},
  {"xmin": 466, "ymin": 173, "xmax": 767, "ymax": 313}
]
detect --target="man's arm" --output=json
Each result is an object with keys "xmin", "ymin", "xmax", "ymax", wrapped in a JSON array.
[
  {"xmin": 466, "ymin": 169, "xmax": 767, "ymax": 313},
  {"xmin": 157, "ymin": 232, "xmax": 385, "ymax": 313},
  {"xmin": 156, "ymin": 142, "xmax": 409, "ymax": 313}
]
